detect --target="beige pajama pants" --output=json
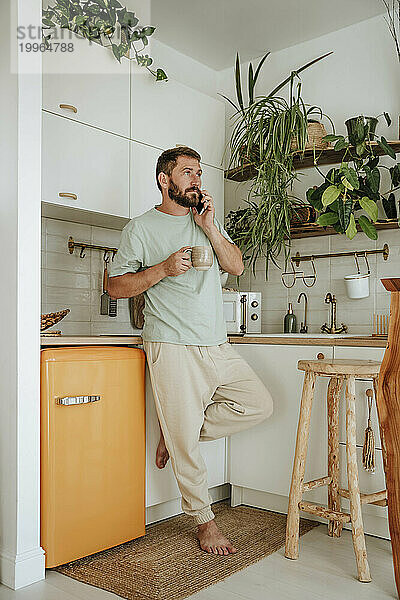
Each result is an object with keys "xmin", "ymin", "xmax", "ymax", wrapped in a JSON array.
[{"xmin": 143, "ymin": 340, "xmax": 273, "ymax": 525}]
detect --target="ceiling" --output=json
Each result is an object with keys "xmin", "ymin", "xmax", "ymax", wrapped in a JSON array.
[{"xmin": 150, "ymin": 0, "xmax": 385, "ymax": 71}]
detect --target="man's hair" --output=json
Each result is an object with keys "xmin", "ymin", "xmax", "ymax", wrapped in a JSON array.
[{"xmin": 155, "ymin": 146, "xmax": 201, "ymax": 192}]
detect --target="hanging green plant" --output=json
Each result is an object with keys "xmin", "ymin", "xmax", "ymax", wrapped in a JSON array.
[
  {"xmin": 42, "ymin": 0, "xmax": 167, "ymax": 81},
  {"xmin": 307, "ymin": 113, "xmax": 400, "ymax": 241},
  {"xmin": 222, "ymin": 51, "xmax": 333, "ymax": 278}
]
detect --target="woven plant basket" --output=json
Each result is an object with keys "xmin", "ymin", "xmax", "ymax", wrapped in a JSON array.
[
  {"xmin": 291, "ymin": 121, "xmax": 330, "ymax": 151},
  {"xmin": 41, "ymin": 309, "xmax": 70, "ymax": 332}
]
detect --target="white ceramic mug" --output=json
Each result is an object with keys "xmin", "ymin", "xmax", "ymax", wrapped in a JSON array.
[{"xmin": 344, "ymin": 272, "xmax": 370, "ymax": 299}]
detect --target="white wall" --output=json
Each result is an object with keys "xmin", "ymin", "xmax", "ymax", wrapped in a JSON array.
[
  {"xmin": 219, "ymin": 15, "xmax": 400, "ymax": 334},
  {"xmin": 1, "ymin": 0, "xmax": 45, "ymax": 590}
]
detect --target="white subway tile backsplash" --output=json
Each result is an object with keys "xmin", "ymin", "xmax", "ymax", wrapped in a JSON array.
[
  {"xmin": 46, "ymin": 269, "xmax": 91, "ymax": 289},
  {"xmin": 46, "ymin": 218, "xmax": 91, "ymax": 238},
  {"xmin": 42, "ymin": 217, "xmax": 134, "ymax": 335},
  {"xmin": 46, "ymin": 286, "xmax": 90, "ymax": 306}
]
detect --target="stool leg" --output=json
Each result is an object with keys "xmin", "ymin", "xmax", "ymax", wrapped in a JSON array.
[
  {"xmin": 346, "ymin": 375, "xmax": 371, "ymax": 583},
  {"xmin": 327, "ymin": 376, "xmax": 343, "ymax": 538},
  {"xmin": 285, "ymin": 371, "xmax": 316, "ymax": 560}
]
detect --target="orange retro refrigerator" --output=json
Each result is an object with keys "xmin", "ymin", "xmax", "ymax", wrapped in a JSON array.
[{"xmin": 40, "ymin": 346, "xmax": 145, "ymax": 567}]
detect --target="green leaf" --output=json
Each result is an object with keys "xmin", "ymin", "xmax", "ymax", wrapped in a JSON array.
[
  {"xmin": 317, "ymin": 212, "xmax": 339, "ymax": 226},
  {"xmin": 346, "ymin": 214, "xmax": 357, "ymax": 239},
  {"xmin": 142, "ymin": 36, "xmax": 148, "ymax": 46},
  {"xmin": 334, "ymin": 138, "xmax": 348, "ymax": 151},
  {"xmin": 383, "ymin": 112, "xmax": 392, "ymax": 127},
  {"xmin": 142, "ymin": 26, "xmax": 155, "ymax": 36},
  {"xmin": 378, "ymin": 136, "xmax": 396, "ymax": 159},
  {"xmin": 156, "ymin": 68, "xmax": 168, "ymax": 81},
  {"xmin": 306, "ymin": 187, "xmax": 323, "ymax": 211},
  {"xmin": 359, "ymin": 196, "xmax": 378, "ymax": 221},
  {"xmin": 111, "ymin": 43, "xmax": 121, "ymax": 62},
  {"xmin": 248, "ymin": 62, "xmax": 255, "ymax": 105},
  {"xmin": 358, "ymin": 215, "xmax": 378, "ymax": 240},
  {"xmin": 122, "ymin": 11, "xmax": 138, "ymax": 26},
  {"xmin": 323, "ymin": 134, "xmax": 343, "ymax": 142},
  {"xmin": 366, "ymin": 167, "xmax": 380, "ymax": 194},
  {"xmin": 235, "ymin": 53, "xmax": 244, "ymax": 113},
  {"xmin": 356, "ymin": 142, "xmax": 366, "ymax": 156},
  {"xmin": 390, "ymin": 163, "xmax": 400, "ymax": 187},
  {"xmin": 340, "ymin": 164, "xmax": 359, "ymax": 189},
  {"xmin": 338, "ymin": 198, "xmax": 353, "ymax": 231},
  {"xmin": 322, "ymin": 185, "xmax": 341, "ymax": 206}
]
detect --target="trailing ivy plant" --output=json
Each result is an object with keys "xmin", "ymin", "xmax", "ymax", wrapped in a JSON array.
[
  {"xmin": 307, "ymin": 116, "xmax": 400, "ymax": 240},
  {"xmin": 222, "ymin": 51, "xmax": 332, "ymax": 278},
  {"xmin": 42, "ymin": 0, "xmax": 167, "ymax": 80}
]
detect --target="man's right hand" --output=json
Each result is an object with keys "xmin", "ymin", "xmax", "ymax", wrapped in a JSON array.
[{"xmin": 161, "ymin": 246, "xmax": 192, "ymax": 277}]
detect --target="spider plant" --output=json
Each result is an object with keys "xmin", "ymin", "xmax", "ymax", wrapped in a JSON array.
[{"xmin": 222, "ymin": 51, "xmax": 332, "ymax": 278}]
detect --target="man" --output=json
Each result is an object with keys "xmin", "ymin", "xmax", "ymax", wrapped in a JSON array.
[{"xmin": 108, "ymin": 146, "xmax": 273, "ymax": 556}]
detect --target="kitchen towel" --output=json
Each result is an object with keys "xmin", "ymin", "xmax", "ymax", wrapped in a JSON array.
[{"xmin": 55, "ymin": 500, "xmax": 319, "ymax": 600}]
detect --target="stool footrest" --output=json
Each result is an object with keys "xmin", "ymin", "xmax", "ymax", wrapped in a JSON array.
[
  {"xmin": 299, "ymin": 501, "xmax": 351, "ymax": 523},
  {"xmin": 338, "ymin": 488, "xmax": 388, "ymax": 507},
  {"xmin": 302, "ymin": 476, "xmax": 332, "ymax": 491}
]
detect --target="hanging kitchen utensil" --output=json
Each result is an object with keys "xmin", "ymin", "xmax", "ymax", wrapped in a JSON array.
[
  {"xmin": 100, "ymin": 256, "xmax": 110, "ymax": 315},
  {"xmin": 362, "ymin": 388, "xmax": 375, "ymax": 472},
  {"xmin": 108, "ymin": 258, "xmax": 117, "ymax": 317}
]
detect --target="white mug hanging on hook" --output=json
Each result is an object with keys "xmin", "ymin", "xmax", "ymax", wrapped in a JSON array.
[{"xmin": 344, "ymin": 252, "xmax": 370, "ymax": 299}]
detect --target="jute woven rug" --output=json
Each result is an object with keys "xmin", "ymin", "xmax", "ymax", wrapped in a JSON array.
[{"xmin": 55, "ymin": 501, "xmax": 319, "ymax": 600}]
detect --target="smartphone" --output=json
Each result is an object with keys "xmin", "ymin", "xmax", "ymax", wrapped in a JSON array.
[{"xmin": 195, "ymin": 190, "xmax": 205, "ymax": 215}]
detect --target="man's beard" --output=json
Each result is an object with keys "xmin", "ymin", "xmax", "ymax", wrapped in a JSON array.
[{"xmin": 168, "ymin": 180, "xmax": 200, "ymax": 208}]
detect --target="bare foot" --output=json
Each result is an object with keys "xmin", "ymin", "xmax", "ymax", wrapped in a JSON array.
[
  {"xmin": 197, "ymin": 519, "xmax": 237, "ymax": 555},
  {"xmin": 155, "ymin": 431, "xmax": 169, "ymax": 469}
]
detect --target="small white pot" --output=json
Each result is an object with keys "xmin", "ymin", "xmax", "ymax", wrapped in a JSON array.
[{"xmin": 344, "ymin": 273, "xmax": 370, "ymax": 299}]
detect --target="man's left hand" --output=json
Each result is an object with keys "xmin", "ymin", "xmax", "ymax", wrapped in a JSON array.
[{"xmin": 192, "ymin": 190, "xmax": 215, "ymax": 231}]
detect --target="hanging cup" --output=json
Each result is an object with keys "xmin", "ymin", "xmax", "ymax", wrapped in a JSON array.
[{"xmin": 344, "ymin": 253, "xmax": 370, "ymax": 299}]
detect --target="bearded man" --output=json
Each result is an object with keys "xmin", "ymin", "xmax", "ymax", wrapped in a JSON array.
[{"xmin": 108, "ymin": 146, "xmax": 273, "ymax": 555}]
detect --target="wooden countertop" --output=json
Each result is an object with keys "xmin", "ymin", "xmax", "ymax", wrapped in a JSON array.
[{"xmin": 40, "ymin": 334, "xmax": 387, "ymax": 348}]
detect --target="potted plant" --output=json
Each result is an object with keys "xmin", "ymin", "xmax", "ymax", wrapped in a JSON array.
[
  {"xmin": 306, "ymin": 115, "xmax": 400, "ymax": 240},
  {"xmin": 222, "ymin": 51, "xmax": 333, "ymax": 277},
  {"xmin": 42, "ymin": 0, "xmax": 167, "ymax": 80}
]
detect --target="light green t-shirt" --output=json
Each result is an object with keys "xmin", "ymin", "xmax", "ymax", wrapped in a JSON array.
[{"xmin": 109, "ymin": 206, "xmax": 235, "ymax": 346}]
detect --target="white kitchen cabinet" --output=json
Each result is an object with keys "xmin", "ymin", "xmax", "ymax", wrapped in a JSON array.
[
  {"xmin": 334, "ymin": 346, "xmax": 385, "ymax": 448},
  {"xmin": 42, "ymin": 111, "xmax": 129, "ymax": 218},
  {"xmin": 130, "ymin": 142, "xmax": 224, "ymax": 223},
  {"xmin": 145, "ymin": 365, "xmax": 226, "ymax": 508},
  {"xmin": 229, "ymin": 344, "xmax": 333, "ymax": 503},
  {"xmin": 43, "ymin": 35, "xmax": 130, "ymax": 137},
  {"xmin": 130, "ymin": 141, "xmax": 162, "ymax": 218},
  {"xmin": 202, "ymin": 164, "xmax": 224, "ymax": 224},
  {"xmin": 131, "ymin": 73, "xmax": 225, "ymax": 168}
]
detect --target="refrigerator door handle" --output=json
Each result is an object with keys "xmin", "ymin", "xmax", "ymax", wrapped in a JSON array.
[{"xmin": 56, "ymin": 395, "xmax": 101, "ymax": 406}]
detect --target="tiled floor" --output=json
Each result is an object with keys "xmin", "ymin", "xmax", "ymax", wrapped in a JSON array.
[{"xmin": 0, "ymin": 527, "xmax": 396, "ymax": 599}]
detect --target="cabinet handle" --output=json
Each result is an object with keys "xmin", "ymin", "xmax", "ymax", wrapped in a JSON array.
[
  {"xmin": 56, "ymin": 395, "xmax": 100, "ymax": 406},
  {"xmin": 59, "ymin": 103, "xmax": 77, "ymax": 113},
  {"xmin": 317, "ymin": 353, "xmax": 325, "ymax": 360},
  {"xmin": 59, "ymin": 192, "xmax": 77, "ymax": 200}
]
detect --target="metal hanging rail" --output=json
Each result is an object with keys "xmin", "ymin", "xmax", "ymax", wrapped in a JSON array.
[
  {"xmin": 292, "ymin": 243, "xmax": 389, "ymax": 267},
  {"xmin": 68, "ymin": 236, "xmax": 118, "ymax": 259}
]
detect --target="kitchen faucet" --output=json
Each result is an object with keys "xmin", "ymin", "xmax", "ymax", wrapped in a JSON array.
[
  {"xmin": 321, "ymin": 293, "xmax": 348, "ymax": 334},
  {"xmin": 297, "ymin": 293, "xmax": 308, "ymax": 333}
]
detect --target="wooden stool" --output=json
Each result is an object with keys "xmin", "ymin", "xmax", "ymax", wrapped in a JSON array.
[{"xmin": 285, "ymin": 358, "xmax": 387, "ymax": 583}]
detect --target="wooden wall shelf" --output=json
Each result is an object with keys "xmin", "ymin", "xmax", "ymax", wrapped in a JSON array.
[
  {"xmin": 225, "ymin": 141, "xmax": 400, "ymax": 182},
  {"xmin": 290, "ymin": 219, "xmax": 399, "ymax": 239}
]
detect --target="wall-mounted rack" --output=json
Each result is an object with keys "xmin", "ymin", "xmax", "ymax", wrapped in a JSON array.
[
  {"xmin": 292, "ymin": 244, "xmax": 389, "ymax": 267},
  {"xmin": 68, "ymin": 236, "xmax": 118, "ymax": 260}
]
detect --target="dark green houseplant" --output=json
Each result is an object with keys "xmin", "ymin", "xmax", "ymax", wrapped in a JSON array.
[
  {"xmin": 222, "ymin": 51, "xmax": 332, "ymax": 277},
  {"xmin": 42, "ymin": 0, "xmax": 167, "ymax": 80},
  {"xmin": 307, "ymin": 115, "xmax": 400, "ymax": 240}
]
